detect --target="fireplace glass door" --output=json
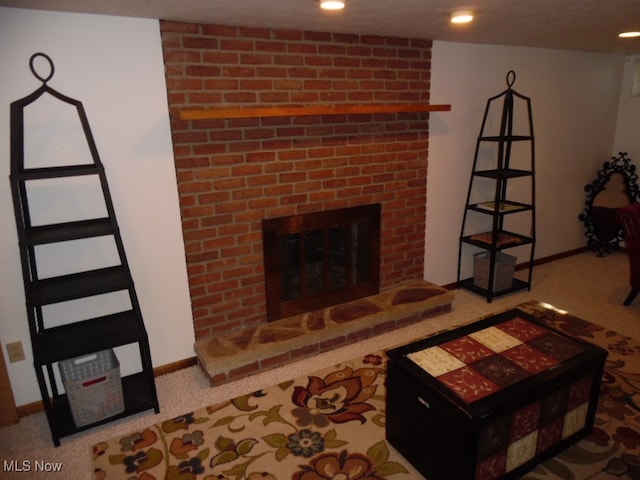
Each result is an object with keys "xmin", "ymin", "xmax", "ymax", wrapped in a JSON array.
[{"xmin": 263, "ymin": 204, "xmax": 380, "ymax": 321}]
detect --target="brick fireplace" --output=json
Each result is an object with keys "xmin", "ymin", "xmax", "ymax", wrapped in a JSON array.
[{"xmin": 160, "ymin": 20, "xmax": 436, "ymax": 342}]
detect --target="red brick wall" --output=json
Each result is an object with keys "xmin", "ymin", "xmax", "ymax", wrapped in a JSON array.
[{"xmin": 160, "ymin": 21, "xmax": 432, "ymax": 339}]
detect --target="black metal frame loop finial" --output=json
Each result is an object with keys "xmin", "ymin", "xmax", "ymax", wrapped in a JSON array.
[
  {"xmin": 506, "ymin": 70, "xmax": 516, "ymax": 88},
  {"xmin": 29, "ymin": 52, "xmax": 55, "ymax": 84}
]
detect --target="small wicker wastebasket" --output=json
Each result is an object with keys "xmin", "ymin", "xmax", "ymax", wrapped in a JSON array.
[
  {"xmin": 59, "ymin": 349, "xmax": 124, "ymax": 427},
  {"xmin": 473, "ymin": 251, "xmax": 516, "ymax": 291}
]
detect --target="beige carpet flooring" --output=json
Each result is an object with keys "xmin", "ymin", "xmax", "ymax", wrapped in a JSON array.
[{"xmin": 1, "ymin": 250, "xmax": 638, "ymax": 479}]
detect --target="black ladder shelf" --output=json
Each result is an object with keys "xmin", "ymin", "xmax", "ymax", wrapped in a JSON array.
[
  {"xmin": 457, "ymin": 71, "xmax": 536, "ymax": 302},
  {"xmin": 9, "ymin": 53, "xmax": 159, "ymax": 446}
]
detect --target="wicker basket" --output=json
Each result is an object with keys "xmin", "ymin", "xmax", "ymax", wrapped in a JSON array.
[
  {"xmin": 59, "ymin": 349, "xmax": 124, "ymax": 427},
  {"xmin": 473, "ymin": 251, "xmax": 516, "ymax": 291}
]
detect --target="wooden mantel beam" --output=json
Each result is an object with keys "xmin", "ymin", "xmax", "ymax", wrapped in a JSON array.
[{"xmin": 179, "ymin": 103, "xmax": 451, "ymax": 120}]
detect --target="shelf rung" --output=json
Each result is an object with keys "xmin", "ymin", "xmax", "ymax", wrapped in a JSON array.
[
  {"xmin": 458, "ymin": 277, "xmax": 530, "ymax": 298},
  {"xmin": 479, "ymin": 135, "xmax": 533, "ymax": 142},
  {"xmin": 33, "ymin": 311, "xmax": 145, "ymax": 364},
  {"xmin": 24, "ymin": 218, "xmax": 115, "ymax": 245},
  {"xmin": 462, "ymin": 230, "xmax": 533, "ymax": 249},
  {"xmin": 474, "ymin": 168, "xmax": 533, "ymax": 179},
  {"xmin": 29, "ymin": 266, "xmax": 130, "ymax": 306},
  {"xmin": 11, "ymin": 164, "xmax": 101, "ymax": 180}
]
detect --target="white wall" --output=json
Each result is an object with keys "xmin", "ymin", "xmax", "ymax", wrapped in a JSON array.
[
  {"xmin": 0, "ymin": 8, "xmax": 194, "ymax": 406},
  {"xmin": 426, "ymin": 41, "xmax": 625, "ymax": 285},
  {"xmin": 613, "ymin": 55, "xmax": 640, "ymax": 160}
]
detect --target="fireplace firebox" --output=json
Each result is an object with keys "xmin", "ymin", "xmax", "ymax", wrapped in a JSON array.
[{"xmin": 262, "ymin": 204, "xmax": 381, "ymax": 321}]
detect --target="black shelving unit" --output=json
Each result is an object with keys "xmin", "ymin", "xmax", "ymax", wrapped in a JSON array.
[
  {"xmin": 457, "ymin": 71, "xmax": 536, "ymax": 302},
  {"xmin": 9, "ymin": 53, "xmax": 159, "ymax": 445}
]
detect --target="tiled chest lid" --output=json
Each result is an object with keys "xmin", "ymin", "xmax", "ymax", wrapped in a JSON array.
[{"xmin": 407, "ymin": 316, "xmax": 587, "ymax": 403}]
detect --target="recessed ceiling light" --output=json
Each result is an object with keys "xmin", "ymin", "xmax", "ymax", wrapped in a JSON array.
[
  {"xmin": 619, "ymin": 31, "xmax": 640, "ymax": 38},
  {"xmin": 451, "ymin": 10, "xmax": 474, "ymax": 24},
  {"xmin": 320, "ymin": 0, "xmax": 345, "ymax": 10}
]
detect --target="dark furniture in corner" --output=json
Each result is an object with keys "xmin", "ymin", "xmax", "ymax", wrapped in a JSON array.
[{"xmin": 616, "ymin": 202, "xmax": 640, "ymax": 305}]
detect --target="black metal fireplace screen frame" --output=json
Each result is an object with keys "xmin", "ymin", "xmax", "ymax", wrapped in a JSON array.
[{"xmin": 262, "ymin": 203, "xmax": 381, "ymax": 321}]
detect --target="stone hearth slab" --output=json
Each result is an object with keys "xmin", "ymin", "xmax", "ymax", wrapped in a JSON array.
[{"xmin": 194, "ymin": 280, "xmax": 455, "ymax": 385}]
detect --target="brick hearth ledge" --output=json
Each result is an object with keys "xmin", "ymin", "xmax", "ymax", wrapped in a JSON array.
[{"xmin": 195, "ymin": 280, "xmax": 455, "ymax": 385}]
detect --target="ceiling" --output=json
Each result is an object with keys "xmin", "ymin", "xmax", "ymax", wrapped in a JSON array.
[{"xmin": 2, "ymin": 0, "xmax": 640, "ymax": 55}]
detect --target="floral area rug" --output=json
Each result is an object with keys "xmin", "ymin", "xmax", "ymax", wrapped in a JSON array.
[
  {"xmin": 92, "ymin": 351, "xmax": 415, "ymax": 480},
  {"xmin": 92, "ymin": 301, "xmax": 640, "ymax": 480}
]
